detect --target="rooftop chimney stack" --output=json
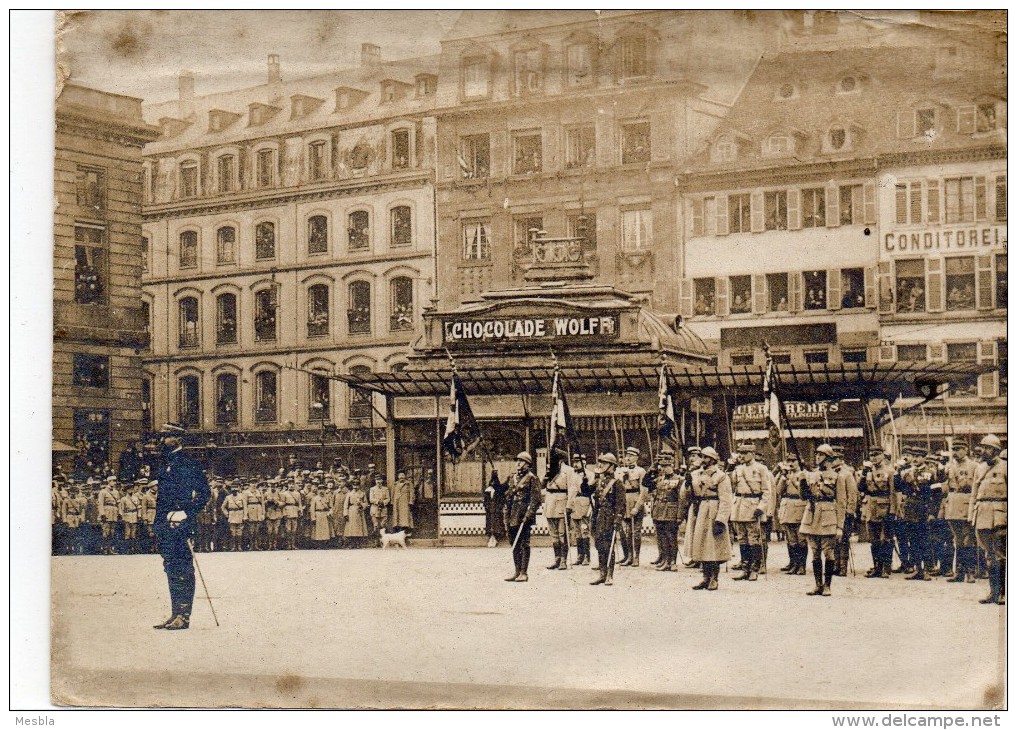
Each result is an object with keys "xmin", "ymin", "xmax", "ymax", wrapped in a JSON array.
[
  {"xmin": 178, "ymin": 70, "xmax": 195, "ymax": 101},
  {"xmin": 268, "ymin": 54, "xmax": 282, "ymax": 84},
  {"xmin": 361, "ymin": 43, "xmax": 381, "ymax": 68}
]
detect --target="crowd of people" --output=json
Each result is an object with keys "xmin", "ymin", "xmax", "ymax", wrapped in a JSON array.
[
  {"xmin": 52, "ymin": 460, "xmax": 436, "ymax": 556},
  {"xmin": 491, "ymin": 435, "xmax": 1007, "ymax": 605}
]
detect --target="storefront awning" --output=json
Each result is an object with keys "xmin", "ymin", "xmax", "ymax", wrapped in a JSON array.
[{"xmin": 336, "ymin": 361, "xmax": 992, "ymax": 403}]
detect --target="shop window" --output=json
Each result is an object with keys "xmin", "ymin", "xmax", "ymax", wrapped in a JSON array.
[
  {"xmin": 72, "ymin": 354, "xmax": 109, "ymax": 389},
  {"xmin": 896, "ymin": 259, "xmax": 926, "ymax": 313},
  {"xmin": 621, "ymin": 121, "xmax": 650, "ymax": 165},
  {"xmin": 804, "ymin": 350, "xmax": 829, "ymax": 365},
  {"xmin": 839, "ymin": 184, "xmax": 864, "ymax": 225},
  {"xmin": 729, "ymin": 193, "xmax": 751, "ymax": 233},
  {"xmin": 998, "ymin": 340, "xmax": 1007, "ymax": 397},
  {"xmin": 256, "ymin": 149, "xmax": 275, "ymax": 188},
  {"xmin": 567, "ymin": 213, "xmax": 597, "ymax": 258},
  {"xmin": 764, "ymin": 190, "xmax": 788, "ymax": 230},
  {"xmin": 390, "ymin": 276, "xmax": 414, "ymax": 332},
  {"xmin": 348, "ymin": 281, "xmax": 372, "ymax": 335},
  {"xmin": 945, "ymin": 257, "xmax": 976, "ymax": 311},
  {"xmin": 255, "ymin": 222, "xmax": 276, "ymax": 260},
  {"xmin": 391, "ymin": 129, "xmax": 410, "ymax": 170},
  {"xmin": 995, "ymin": 176, "xmax": 1007, "ymax": 221},
  {"xmin": 842, "ymin": 349, "xmax": 867, "ymax": 363},
  {"xmin": 729, "ymin": 275, "xmax": 752, "ymax": 314},
  {"xmin": 178, "ymin": 376, "xmax": 200, "ymax": 428},
  {"xmin": 462, "ymin": 220, "xmax": 491, "ymax": 260},
  {"xmin": 179, "ymin": 231, "xmax": 198, "ymax": 268},
  {"xmin": 514, "ymin": 48, "xmax": 543, "ymax": 94},
  {"xmin": 348, "ymin": 211, "xmax": 370, "ymax": 250},
  {"xmin": 770, "ymin": 352, "xmax": 792, "ymax": 365},
  {"xmin": 897, "ymin": 344, "xmax": 927, "ymax": 362},
  {"xmin": 995, "ymin": 254, "xmax": 1007, "ymax": 309},
  {"xmin": 513, "ymin": 131, "xmax": 542, "ymax": 174},
  {"xmin": 216, "ymin": 226, "xmax": 236, "ymax": 265},
  {"xmin": 947, "ymin": 343, "xmax": 978, "ymax": 397},
  {"xmin": 730, "ymin": 353, "xmax": 754, "ymax": 366},
  {"xmin": 215, "ymin": 373, "xmax": 238, "ymax": 426},
  {"xmin": 348, "ymin": 366, "xmax": 373, "ymax": 420},
  {"xmin": 565, "ymin": 125, "xmax": 596, "ymax": 169},
  {"xmin": 75, "ymin": 166, "xmax": 105, "ymax": 215},
  {"xmin": 803, "ymin": 270, "xmax": 827, "ymax": 310},
  {"xmin": 215, "ymin": 293, "xmax": 237, "ymax": 345},
  {"xmin": 693, "ymin": 278, "xmax": 716, "ymax": 315},
  {"xmin": 254, "ymin": 289, "xmax": 277, "ymax": 342},
  {"xmin": 390, "ymin": 206, "xmax": 412, "ymax": 247},
  {"xmin": 566, "ymin": 43, "xmax": 593, "ymax": 87},
  {"xmin": 308, "ymin": 141, "xmax": 327, "ymax": 181},
  {"xmin": 179, "ymin": 162, "xmax": 198, "ymax": 198},
  {"xmin": 767, "ymin": 273, "xmax": 789, "ymax": 312},
  {"xmin": 514, "ymin": 216, "xmax": 543, "ymax": 260},
  {"xmin": 841, "ymin": 268, "xmax": 865, "ymax": 309},
  {"xmin": 309, "ymin": 374, "xmax": 331, "ymax": 421},
  {"xmin": 618, "ymin": 34, "xmax": 649, "ymax": 80},
  {"xmin": 307, "ymin": 215, "xmax": 328, "ymax": 254},
  {"xmin": 74, "ymin": 225, "xmax": 107, "ymax": 304},
  {"xmin": 459, "ymin": 134, "xmax": 490, "ymax": 179},
  {"xmin": 178, "ymin": 297, "xmax": 199, "ymax": 348},
  {"xmin": 621, "ymin": 209, "xmax": 652, "ymax": 250},
  {"xmin": 802, "ymin": 188, "xmax": 826, "ymax": 228},
  {"xmin": 255, "ymin": 371, "xmax": 278, "ymax": 423},
  {"xmin": 217, "ymin": 155, "xmax": 235, "ymax": 193},
  {"xmin": 896, "ymin": 181, "xmax": 924, "ymax": 225},
  {"xmin": 462, "ymin": 56, "xmax": 489, "ymax": 98},
  {"xmin": 307, "ymin": 284, "xmax": 329, "ymax": 337}
]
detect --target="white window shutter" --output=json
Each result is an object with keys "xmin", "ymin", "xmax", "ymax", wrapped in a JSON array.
[
  {"xmin": 926, "ymin": 179, "xmax": 940, "ymax": 223},
  {"xmin": 690, "ymin": 199, "xmax": 703, "ymax": 238},
  {"xmin": 680, "ymin": 279, "xmax": 693, "ymax": 317},
  {"xmin": 787, "ymin": 188, "xmax": 801, "ymax": 230},
  {"xmin": 828, "ymin": 268, "xmax": 842, "ymax": 310},
  {"xmin": 715, "ymin": 195, "xmax": 729, "ymax": 236},
  {"xmin": 715, "ymin": 277, "xmax": 729, "ymax": 316},
  {"xmin": 750, "ymin": 190, "xmax": 764, "ymax": 233},
  {"xmin": 976, "ymin": 254, "xmax": 994, "ymax": 310},
  {"xmin": 978, "ymin": 341, "xmax": 998, "ymax": 398},
  {"xmin": 877, "ymin": 261, "xmax": 894, "ymax": 314},
  {"xmin": 864, "ymin": 265, "xmax": 876, "ymax": 308},
  {"xmin": 863, "ymin": 182, "xmax": 876, "ymax": 225},
  {"xmin": 825, "ymin": 183, "xmax": 840, "ymax": 228},
  {"xmin": 957, "ymin": 105, "xmax": 976, "ymax": 134},
  {"xmin": 788, "ymin": 271, "xmax": 803, "ymax": 312},
  {"xmin": 926, "ymin": 257, "xmax": 944, "ymax": 313},
  {"xmin": 752, "ymin": 274, "xmax": 767, "ymax": 314},
  {"xmin": 975, "ymin": 176, "xmax": 987, "ymax": 221}
]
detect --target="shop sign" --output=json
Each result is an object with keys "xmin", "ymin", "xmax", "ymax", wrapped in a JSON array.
[
  {"xmin": 732, "ymin": 399, "xmax": 862, "ymax": 427},
  {"xmin": 443, "ymin": 315, "xmax": 619, "ymax": 344},
  {"xmin": 884, "ymin": 226, "xmax": 1006, "ymax": 256}
]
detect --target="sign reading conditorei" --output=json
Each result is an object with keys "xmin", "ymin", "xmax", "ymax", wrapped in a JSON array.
[{"xmin": 443, "ymin": 315, "xmax": 619, "ymax": 344}]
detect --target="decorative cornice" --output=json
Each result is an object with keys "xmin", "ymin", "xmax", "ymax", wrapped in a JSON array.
[{"xmin": 141, "ymin": 339, "xmax": 415, "ymax": 368}]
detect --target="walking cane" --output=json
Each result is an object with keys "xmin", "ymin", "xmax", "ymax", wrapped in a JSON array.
[
  {"xmin": 562, "ymin": 512, "xmax": 571, "ymax": 570},
  {"xmin": 187, "ymin": 538, "xmax": 219, "ymax": 628}
]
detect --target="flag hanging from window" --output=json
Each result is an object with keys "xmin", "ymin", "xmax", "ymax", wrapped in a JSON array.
[
  {"xmin": 547, "ymin": 368, "xmax": 580, "ymax": 482},
  {"xmin": 657, "ymin": 363, "xmax": 679, "ymax": 450},
  {"xmin": 442, "ymin": 372, "xmax": 481, "ymax": 461}
]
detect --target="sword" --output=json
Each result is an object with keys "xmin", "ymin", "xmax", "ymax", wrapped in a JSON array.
[{"xmin": 187, "ymin": 538, "xmax": 219, "ymax": 628}]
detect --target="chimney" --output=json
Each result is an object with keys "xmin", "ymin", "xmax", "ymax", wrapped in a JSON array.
[
  {"xmin": 361, "ymin": 43, "xmax": 381, "ymax": 68},
  {"xmin": 178, "ymin": 70, "xmax": 195, "ymax": 101},
  {"xmin": 268, "ymin": 54, "xmax": 282, "ymax": 84}
]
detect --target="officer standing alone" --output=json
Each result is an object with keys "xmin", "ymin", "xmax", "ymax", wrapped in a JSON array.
[{"xmin": 502, "ymin": 452, "xmax": 542, "ymax": 583}]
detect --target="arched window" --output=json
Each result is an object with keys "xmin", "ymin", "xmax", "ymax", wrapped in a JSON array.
[
  {"xmin": 307, "ymin": 284, "xmax": 330, "ymax": 337},
  {"xmin": 348, "ymin": 365, "xmax": 373, "ymax": 420},
  {"xmin": 347, "ymin": 281, "xmax": 372, "ymax": 334},
  {"xmin": 255, "ymin": 371, "xmax": 278, "ymax": 423},
  {"xmin": 254, "ymin": 288, "xmax": 277, "ymax": 342},
  {"xmin": 178, "ymin": 374, "xmax": 200, "ymax": 428},
  {"xmin": 215, "ymin": 372, "xmax": 238, "ymax": 426},
  {"xmin": 308, "ymin": 215, "xmax": 328, "ymax": 254},
  {"xmin": 217, "ymin": 154, "xmax": 235, "ymax": 193},
  {"xmin": 140, "ymin": 300, "xmax": 151, "ymax": 341},
  {"xmin": 179, "ymin": 231, "xmax": 198, "ymax": 268},
  {"xmin": 178, "ymin": 297, "xmax": 199, "ymax": 348},
  {"xmin": 255, "ymin": 221, "xmax": 276, "ymax": 260},
  {"xmin": 216, "ymin": 226, "xmax": 236, "ymax": 264},
  {"xmin": 390, "ymin": 206, "xmax": 412, "ymax": 246},
  {"xmin": 390, "ymin": 276, "xmax": 414, "ymax": 331},
  {"xmin": 309, "ymin": 373, "xmax": 330, "ymax": 421},
  {"xmin": 348, "ymin": 211, "xmax": 370, "ymax": 250},
  {"xmin": 215, "ymin": 293, "xmax": 237, "ymax": 344},
  {"xmin": 141, "ymin": 377, "xmax": 153, "ymax": 432}
]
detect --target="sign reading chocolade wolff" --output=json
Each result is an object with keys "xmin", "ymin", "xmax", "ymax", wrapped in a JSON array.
[{"xmin": 443, "ymin": 314, "xmax": 620, "ymax": 345}]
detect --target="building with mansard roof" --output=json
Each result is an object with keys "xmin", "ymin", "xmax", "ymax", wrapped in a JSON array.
[{"xmin": 140, "ymin": 47, "xmax": 439, "ymax": 476}]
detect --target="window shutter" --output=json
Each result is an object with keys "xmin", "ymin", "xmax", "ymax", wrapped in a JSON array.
[
  {"xmin": 978, "ymin": 341, "xmax": 998, "ymax": 398},
  {"xmin": 976, "ymin": 254, "xmax": 994, "ymax": 310},
  {"xmin": 926, "ymin": 257, "xmax": 944, "ymax": 312},
  {"xmin": 878, "ymin": 344, "xmax": 897, "ymax": 363},
  {"xmin": 690, "ymin": 199, "xmax": 702, "ymax": 238},
  {"xmin": 926, "ymin": 179, "xmax": 940, "ymax": 223},
  {"xmin": 715, "ymin": 277, "xmax": 729, "ymax": 316},
  {"xmin": 877, "ymin": 261, "xmax": 894, "ymax": 314},
  {"xmin": 787, "ymin": 188, "xmax": 801, "ymax": 230},
  {"xmin": 864, "ymin": 265, "xmax": 876, "ymax": 308},
  {"xmin": 927, "ymin": 343, "xmax": 946, "ymax": 362},
  {"xmin": 862, "ymin": 182, "xmax": 876, "ymax": 225},
  {"xmin": 715, "ymin": 195, "xmax": 729, "ymax": 236},
  {"xmin": 490, "ymin": 130, "xmax": 507, "ymax": 178},
  {"xmin": 975, "ymin": 176, "xmax": 987, "ymax": 220},
  {"xmin": 752, "ymin": 274, "xmax": 767, "ymax": 314},
  {"xmin": 680, "ymin": 279, "xmax": 692, "ymax": 317},
  {"xmin": 750, "ymin": 190, "xmax": 764, "ymax": 232},
  {"xmin": 897, "ymin": 111, "xmax": 916, "ymax": 139},
  {"xmin": 825, "ymin": 183, "xmax": 840, "ymax": 228},
  {"xmin": 828, "ymin": 268, "xmax": 842, "ymax": 310},
  {"xmin": 199, "ymin": 153, "xmax": 209, "ymax": 195},
  {"xmin": 957, "ymin": 105, "xmax": 976, "ymax": 134},
  {"xmin": 788, "ymin": 271, "xmax": 803, "ymax": 312}
]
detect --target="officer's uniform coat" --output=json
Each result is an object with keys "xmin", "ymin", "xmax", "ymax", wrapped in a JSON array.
[
  {"xmin": 390, "ymin": 478, "xmax": 415, "ymax": 527},
  {"xmin": 731, "ymin": 460, "xmax": 773, "ymax": 522},
  {"xmin": 369, "ymin": 484, "xmax": 391, "ymax": 530},
  {"xmin": 858, "ymin": 462, "xmax": 895, "ymax": 522},
  {"xmin": 969, "ymin": 459, "xmax": 1007, "ymax": 530},
  {"xmin": 650, "ymin": 473, "xmax": 682, "ymax": 521},
  {"xmin": 504, "ymin": 470, "xmax": 542, "ymax": 527},
  {"xmin": 309, "ymin": 493, "xmax": 333, "ymax": 541},
  {"xmin": 800, "ymin": 467, "xmax": 846, "ymax": 536},
  {"xmin": 617, "ymin": 464, "xmax": 647, "ymax": 515},
  {"xmin": 543, "ymin": 464, "xmax": 573, "ymax": 519},
  {"xmin": 343, "ymin": 488, "xmax": 369, "ymax": 537},
  {"xmin": 97, "ymin": 487, "xmax": 119, "ymax": 523},
  {"xmin": 776, "ymin": 468, "xmax": 809, "ymax": 525},
  {"xmin": 61, "ymin": 495, "xmax": 87, "ymax": 528},
  {"xmin": 592, "ymin": 474, "xmax": 626, "ymax": 536},
  {"xmin": 945, "ymin": 457, "xmax": 978, "ymax": 521},
  {"xmin": 689, "ymin": 464, "xmax": 733, "ymax": 562},
  {"xmin": 118, "ymin": 493, "xmax": 140, "ymax": 524}
]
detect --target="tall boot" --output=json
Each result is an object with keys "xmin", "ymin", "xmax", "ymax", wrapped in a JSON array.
[
  {"xmin": 980, "ymin": 563, "xmax": 1002, "ymax": 604},
  {"xmin": 547, "ymin": 542, "xmax": 562, "ymax": 570},
  {"xmin": 734, "ymin": 545, "xmax": 752, "ymax": 580},
  {"xmin": 880, "ymin": 541, "xmax": 893, "ymax": 577},
  {"xmin": 781, "ymin": 543, "xmax": 795, "ymax": 573},
  {"xmin": 866, "ymin": 543, "xmax": 881, "ymax": 577},
  {"xmin": 949, "ymin": 547, "xmax": 967, "ymax": 583},
  {"xmin": 692, "ymin": 563, "xmax": 709, "ymax": 590},
  {"xmin": 733, "ymin": 544, "xmax": 747, "ymax": 571},
  {"xmin": 573, "ymin": 539, "xmax": 583, "ymax": 566},
  {"xmin": 706, "ymin": 562, "xmax": 719, "ymax": 590},
  {"xmin": 631, "ymin": 531, "xmax": 641, "ymax": 568},
  {"xmin": 583, "ymin": 538, "xmax": 591, "ymax": 565},
  {"xmin": 506, "ymin": 533, "xmax": 521, "ymax": 581},
  {"xmin": 747, "ymin": 545, "xmax": 760, "ymax": 581},
  {"xmin": 822, "ymin": 558, "xmax": 835, "ymax": 596},
  {"xmin": 807, "ymin": 559, "xmax": 824, "ymax": 595}
]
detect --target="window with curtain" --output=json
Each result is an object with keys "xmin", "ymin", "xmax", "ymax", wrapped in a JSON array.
[
  {"xmin": 215, "ymin": 293, "xmax": 237, "ymax": 344},
  {"xmin": 348, "ymin": 365, "xmax": 373, "ymax": 420},
  {"xmin": 179, "ymin": 231, "xmax": 198, "ymax": 268},
  {"xmin": 255, "ymin": 221, "xmax": 275, "ymax": 260},
  {"xmin": 254, "ymin": 289, "xmax": 277, "ymax": 341},
  {"xmin": 215, "ymin": 373, "xmax": 238, "ymax": 426},
  {"xmin": 309, "ymin": 374, "xmax": 330, "ymax": 420},
  {"xmin": 178, "ymin": 375, "xmax": 200, "ymax": 427},
  {"xmin": 216, "ymin": 226, "xmax": 236, "ymax": 264},
  {"xmin": 390, "ymin": 206, "xmax": 412, "ymax": 246},
  {"xmin": 308, "ymin": 215, "xmax": 328, "ymax": 254},
  {"xmin": 307, "ymin": 284, "xmax": 330, "ymax": 337},
  {"xmin": 348, "ymin": 281, "xmax": 372, "ymax": 334},
  {"xmin": 621, "ymin": 209, "xmax": 652, "ymax": 250},
  {"xmin": 390, "ymin": 277, "xmax": 414, "ymax": 331},
  {"xmin": 255, "ymin": 371, "xmax": 278, "ymax": 423},
  {"xmin": 348, "ymin": 211, "xmax": 370, "ymax": 250},
  {"xmin": 178, "ymin": 297, "xmax": 199, "ymax": 348}
]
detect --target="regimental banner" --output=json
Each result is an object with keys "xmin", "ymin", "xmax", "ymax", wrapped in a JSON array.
[
  {"xmin": 443, "ymin": 314, "xmax": 620, "ymax": 345},
  {"xmin": 732, "ymin": 399, "xmax": 863, "ymax": 428},
  {"xmin": 884, "ymin": 226, "xmax": 1006, "ymax": 256}
]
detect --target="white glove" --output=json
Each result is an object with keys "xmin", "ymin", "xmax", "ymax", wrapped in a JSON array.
[{"xmin": 167, "ymin": 510, "xmax": 187, "ymax": 527}]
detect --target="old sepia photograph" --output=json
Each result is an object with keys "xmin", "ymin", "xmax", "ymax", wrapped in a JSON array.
[{"xmin": 38, "ymin": 9, "xmax": 1006, "ymax": 711}]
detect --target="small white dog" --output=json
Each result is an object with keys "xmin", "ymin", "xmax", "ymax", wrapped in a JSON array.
[{"xmin": 380, "ymin": 530, "xmax": 407, "ymax": 549}]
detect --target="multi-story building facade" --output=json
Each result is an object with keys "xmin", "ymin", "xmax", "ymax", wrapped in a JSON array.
[
  {"xmin": 141, "ymin": 48, "xmax": 439, "ymax": 473},
  {"xmin": 432, "ymin": 10, "xmax": 775, "ymax": 312},
  {"xmin": 54, "ymin": 84, "xmax": 160, "ymax": 473}
]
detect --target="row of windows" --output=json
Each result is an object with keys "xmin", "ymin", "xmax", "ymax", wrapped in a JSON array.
[
  {"xmin": 461, "ymin": 210, "xmax": 642, "ymax": 262},
  {"xmin": 457, "ymin": 121, "xmax": 650, "ymax": 179},
  {"xmin": 883, "ymin": 339, "xmax": 1006, "ymax": 399},
  {"xmin": 172, "ymin": 277, "xmax": 416, "ymax": 350},
  {"xmin": 894, "ymin": 175, "xmax": 1006, "ymax": 226},
  {"xmin": 684, "ymin": 268, "xmax": 871, "ymax": 318},
  {"xmin": 880, "ymin": 253, "xmax": 1006, "ymax": 315},
  {"xmin": 157, "ymin": 207, "xmax": 413, "ymax": 272}
]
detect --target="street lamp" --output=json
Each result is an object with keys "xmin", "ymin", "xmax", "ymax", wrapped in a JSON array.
[{"xmin": 313, "ymin": 401, "xmax": 327, "ymax": 467}]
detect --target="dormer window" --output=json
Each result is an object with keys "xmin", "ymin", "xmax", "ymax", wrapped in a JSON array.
[
  {"xmin": 383, "ymin": 83, "xmax": 396, "ymax": 103},
  {"xmin": 208, "ymin": 109, "xmax": 240, "ymax": 133},
  {"xmin": 513, "ymin": 48, "xmax": 543, "ymax": 95},
  {"xmin": 828, "ymin": 127, "xmax": 847, "ymax": 151},
  {"xmin": 977, "ymin": 103, "xmax": 998, "ymax": 132},
  {"xmin": 334, "ymin": 87, "xmax": 368, "ymax": 112},
  {"xmin": 763, "ymin": 134, "xmax": 793, "ymax": 157},
  {"xmin": 960, "ymin": 102, "xmax": 1000, "ymax": 133},
  {"xmin": 290, "ymin": 94, "xmax": 323, "ymax": 120},
  {"xmin": 462, "ymin": 56, "xmax": 489, "ymax": 98},
  {"xmin": 712, "ymin": 136, "xmax": 737, "ymax": 163},
  {"xmin": 337, "ymin": 90, "xmax": 351, "ymax": 109},
  {"xmin": 415, "ymin": 74, "xmax": 436, "ymax": 97},
  {"xmin": 248, "ymin": 103, "xmax": 280, "ymax": 127},
  {"xmin": 566, "ymin": 42, "xmax": 594, "ymax": 88}
]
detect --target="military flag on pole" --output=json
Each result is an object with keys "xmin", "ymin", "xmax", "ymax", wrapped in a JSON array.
[
  {"xmin": 657, "ymin": 361, "xmax": 679, "ymax": 450},
  {"xmin": 442, "ymin": 372, "xmax": 481, "ymax": 461},
  {"xmin": 546, "ymin": 366, "xmax": 580, "ymax": 482},
  {"xmin": 763, "ymin": 344, "xmax": 783, "ymax": 444}
]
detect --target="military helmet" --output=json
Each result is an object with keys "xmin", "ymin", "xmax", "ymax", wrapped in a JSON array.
[
  {"xmin": 980, "ymin": 434, "xmax": 1002, "ymax": 451},
  {"xmin": 595, "ymin": 452, "xmax": 618, "ymax": 472},
  {"xmin": 816, "ymin": 444, "xmax": 835, "ymax": 459},
  {"xmin": 515, "ymin": 451, "xmax": 533, "ymax": 465},
  {"xmin": 700, "ymin": 446, "xmax": 721, "ymax": 462}
]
